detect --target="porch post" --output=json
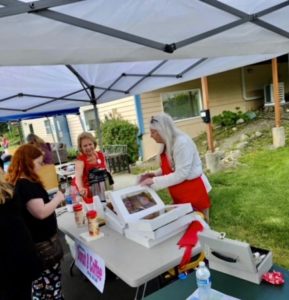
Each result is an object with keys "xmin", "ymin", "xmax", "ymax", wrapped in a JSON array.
[
  {"xmin": 201, "ymin": 77, "xmax": 220, "ymax": 173},
  {"xmin": 201, "ymin": 77, "xmax": 214, "ymax": 152},
  {"xmin": 271, "ymin": 58, "xmax": 285, "ymax": 147}
]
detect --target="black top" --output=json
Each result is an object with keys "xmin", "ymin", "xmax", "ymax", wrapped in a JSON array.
[
  {"xmin": 0, "ymin": 195, "xmax": 41, "ymax": 287},
  {"xmin": 14, "ymin": 178, "xmax": 57, "ymax": 243}
]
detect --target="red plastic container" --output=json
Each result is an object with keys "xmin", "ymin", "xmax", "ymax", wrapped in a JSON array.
[
  {"xmin": 73, "ymin": 203, "xmax": 84, "ymax": 227},
  {"xmin": 86, "ymin": 210, "xmax": 99, "ymax": 236}
]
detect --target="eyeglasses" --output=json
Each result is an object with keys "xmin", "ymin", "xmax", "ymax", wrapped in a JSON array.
[{"xmin": 150, "ymin": 116, "xmax": 158, "ymax": 124}]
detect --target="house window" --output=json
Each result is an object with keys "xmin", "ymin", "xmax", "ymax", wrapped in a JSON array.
[
  {"xmin": 44, "ymin": 120, "xmax": 52, "ymax": 134},
  {"xmin": 161, "ymin": 89, "xmax": 202, "ymax": 120},
  {"xmin": 84, "ymin": 109, "xmax": 97, "ymax": 131}
]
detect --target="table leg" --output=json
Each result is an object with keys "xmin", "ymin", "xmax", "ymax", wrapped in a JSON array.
[{"xmin": 134, "ymin": 282, "xmax": 147, "ymax": 300}]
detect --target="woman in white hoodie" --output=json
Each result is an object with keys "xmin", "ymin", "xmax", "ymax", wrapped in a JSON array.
[{"xmin": 139, "ymin": 112, "xmax": 211, "ymax": 215}]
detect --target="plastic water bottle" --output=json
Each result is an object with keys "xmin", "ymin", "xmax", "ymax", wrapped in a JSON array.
[
  {"xmin": 70, "ymin": 185, "xmax": 79, "ymax": 204},
  {"xmin": 196, "ymin": 261, "xmax": 211, "ymax": 300},
  {"xmin": 65, "ymin": 186, "xmax": 73, "ymax": 212}
]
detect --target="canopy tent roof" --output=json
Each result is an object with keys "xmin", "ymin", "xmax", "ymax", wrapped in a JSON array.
[
  {"xmin": 1, "ymin": 0, "xmax": 289, "ymax": 66},
  {"xmin": 0, "ymin": 53, "xmax": 283, "ymax": 121},
  {"xmin": 0, "ymin": 0, "xmax": 289, "ymax": 121}
]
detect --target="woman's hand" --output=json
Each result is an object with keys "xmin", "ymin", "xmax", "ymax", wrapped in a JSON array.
[
  {"xmin": 54, "ymin": 190, "xmax": 65, "ymax": 206},
  {"xmin": 78, "ymin": 187, "xmax": 88, "ymax": 198},
  {"xmin": 140, "ymin": 177, "xmax": 154, "ymax": 187},
  {"xmin": 138, "ymin": 172, "xmax": 155, "ymax": 184}
]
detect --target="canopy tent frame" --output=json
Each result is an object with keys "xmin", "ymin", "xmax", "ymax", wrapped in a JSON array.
[
  {"xmin": 1, "ymin": 0, "xmax": 289, "ymax": 56},
  {"xmin": 0, "ymin": 58, "xmax": 211, "ymax": 149},
  {"xmin": 0, "ymin": 59, "xmax": 208, "ymax": 114}
]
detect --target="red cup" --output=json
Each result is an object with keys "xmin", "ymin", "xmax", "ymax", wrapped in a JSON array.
[{"xmin": 73, "ymin": 203, "xmax": 82, "ymax": 212}]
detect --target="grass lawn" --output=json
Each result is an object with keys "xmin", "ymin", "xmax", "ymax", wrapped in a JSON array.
[
  {"xmin": 209, "ymin": 146, "xmax": 289, "ymax": 269},
  {"xmin": 157, "ymin": 127, "xmax": 289, "ymax": 269}
]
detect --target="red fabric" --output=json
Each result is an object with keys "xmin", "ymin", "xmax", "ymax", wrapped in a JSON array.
[
  {"xmin": 262, "ymin": 271, "xmax": 285, "ymax": 285},
  {"xmin": 178, "ymin": 220, "xmax": 204, "ymax": 268},
  {"xmin": 71, "ymin": 151, "xmax": 107, "ymax": 196},
  {"xmin": 160, "ymin": 153, "xmax": 210, "ymax": 211}
]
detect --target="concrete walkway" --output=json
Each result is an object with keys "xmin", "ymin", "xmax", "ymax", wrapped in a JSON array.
[{"xmin": 113, "ymin": 172, "xmax": 138, "ymax": 190}]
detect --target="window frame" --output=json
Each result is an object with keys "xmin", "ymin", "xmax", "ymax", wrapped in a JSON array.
[
  {"xmin": 161, "ymin": 88, "xmax": 203, "ymax": 122},
  {"xmin": 83, "ymin": 109, "xmax": 97, "ymax": 131},
  {"xmin": 44, "ymin": 119, "xmax": 52, "ymax": 134}
]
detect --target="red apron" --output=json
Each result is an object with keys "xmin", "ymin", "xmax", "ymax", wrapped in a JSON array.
[
  {"xmin": 160, "ymin": 153, "xmax": 211, "ymax": 211},
  {"xmin": 72, "ymin": 151, "xmax": 106, "ymax": 197}
]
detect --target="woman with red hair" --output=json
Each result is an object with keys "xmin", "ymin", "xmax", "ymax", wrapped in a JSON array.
[
  {"xmin": 6, "ymin": 144, "xmax": 65, "ymax": 300},
  {"xmin": 0, "ymin": 166, "xmax": 41, "ymax": 300}
]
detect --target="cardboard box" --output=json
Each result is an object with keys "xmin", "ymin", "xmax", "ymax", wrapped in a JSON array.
[
  {"xmin": 109, "ymin": 185, "xmax": 164, "ymax": 223},
  {"xmin": 38, "ymin": 164, "xmax": 59, "ymax": 191},
  {"xmin": 106, "ymin": 185, "xmax": 197, "ymax": 247},
  {"xmin": 127, "ymin": 204, "xmax": 193, "ymax": 232},
  {"xmin": 198, "ymin": 229, "xmax": 273, "ymax": 284},
  {"xmin": 126, "ymin": 211, "xmax": 195, "ymax": 240},
  {"xmin": 124, "ymin": 225, "xmax": 188, "ymax": 248},
  {"xmin": 104, "ymin": 202, "xmax": 126, "ymax": 235}
]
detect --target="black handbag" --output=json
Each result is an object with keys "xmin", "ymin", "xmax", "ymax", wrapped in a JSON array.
[
  {"xmin": 35, "ymin": 233, "xmax": 64, "ymax": 269},
  {"xmin": 106, "ymin": 170, "xmax": 114, "ymax": 185}
]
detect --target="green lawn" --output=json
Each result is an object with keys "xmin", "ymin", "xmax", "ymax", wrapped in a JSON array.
[
  {"xmin": 209, "ymin": 146, "xmax": 289, "ymax": 269},
  {"xmin": 158, "ymin": 142, "xmax": 289, "ymax": 269}
]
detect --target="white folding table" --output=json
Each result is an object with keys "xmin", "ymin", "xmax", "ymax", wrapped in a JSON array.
[{"xmin": 57, "ymin": 211, "xmax": 201, "ymax": 299}]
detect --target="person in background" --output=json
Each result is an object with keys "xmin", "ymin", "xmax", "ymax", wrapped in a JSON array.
[
  {"xmin": 26, "ymin": 133, "xmax": 54, "ymax": 164},
  {"xmin": 1, "ymin": 134, "xmax": 9, "ymax": 149},
  {"xmin": 6, "ymin": 144, "xmax": 65, "ymax": 299},
  {"xmin": 73, "ymin": 132, "xmax": 109, "ymax": 199},
  {"xmin": 0, "ymin": 165, "xmax": 41, "ymax": 300},
  {"xmin": 139, "ymin": 112, "xmax": 211, "ymax": 218}
]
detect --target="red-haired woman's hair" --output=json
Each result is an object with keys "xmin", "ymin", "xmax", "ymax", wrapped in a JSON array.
[{"xmin": 6, "ymin": 144, "xmax": 44, "ymax": 186}]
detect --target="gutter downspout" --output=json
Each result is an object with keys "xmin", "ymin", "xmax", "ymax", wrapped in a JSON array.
[
  {"xmin": 134, "ymin": 95, "xmax": 144, "ymax": 160},
  {"xmin": 241, "ymin": 67, "xmax": 263, "ymax": 101}
]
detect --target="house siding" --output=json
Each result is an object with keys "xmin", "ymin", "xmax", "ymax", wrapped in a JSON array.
[
  {"xmin": 140, "ymin": 62, "xmax": 289, "ymax": 160},
  {"xmin": 22, "ymin": 117, "xmax": 56, "ymax": 144},
  {"xmin": 22, "ymin": 96, "xmax": 137, "ymax": 149}
]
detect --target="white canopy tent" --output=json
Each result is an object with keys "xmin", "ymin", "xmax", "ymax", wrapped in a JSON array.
[
  {"xmin": 1, "ymin": 0, "xmax": 289, "ymax": 148},
  {"xmin": 1, "ymin": 0, "xmax": 289, "ymax": 66}
]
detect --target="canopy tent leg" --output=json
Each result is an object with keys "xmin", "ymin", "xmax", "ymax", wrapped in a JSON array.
[
  {"xmin": 90, "ymin": 86, "xmax": 103, "ymax": 150},
  {"xmin": 92, "ymin": 102, "xmax": 102, "ymax": 150}
]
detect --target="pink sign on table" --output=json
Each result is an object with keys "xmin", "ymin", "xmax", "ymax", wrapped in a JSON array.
[{"xmin": 75, "ymin": 240, "xmax": 106, "ymax": 293}]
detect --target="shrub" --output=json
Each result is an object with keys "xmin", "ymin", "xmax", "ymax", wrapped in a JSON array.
[
  {"xmin": 212, "ymin": 108, "xmax": 250, "ymax": 127},
  {"xmin": 99, "ymin": 116, "xmax": 139, "ymax": 163},
  {"xmin": 67, "ymin": 147, "xmax": 78, "ymax": 160}
]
